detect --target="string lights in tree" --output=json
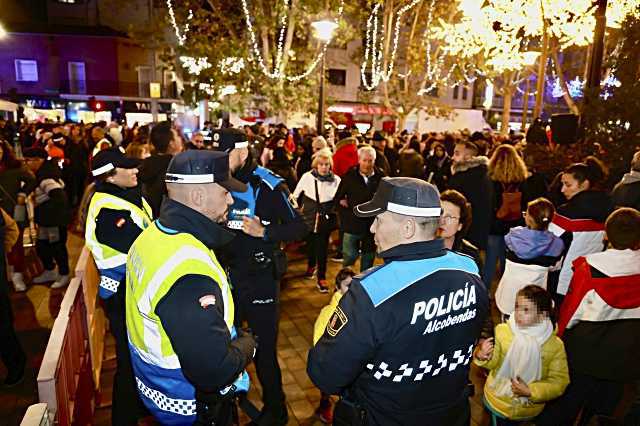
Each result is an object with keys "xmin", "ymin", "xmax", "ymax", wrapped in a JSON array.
[
  {"xmin": 166, "ymin": 0, "xmax": 193, "ymax": 46},
  {"xmin": 219, "ymin": 57, "xmax": 245, "ymax": 75},
  {"xmin": 360, "ymin": 0, "xmax": 422, "ymax": 90},
  {"xmin": 180, "ymin": 56, "xmax": 212, "ymax": 75},
  {"xmin": 239, "ymin": 0, "xmax": 345, "ymax": 82}
]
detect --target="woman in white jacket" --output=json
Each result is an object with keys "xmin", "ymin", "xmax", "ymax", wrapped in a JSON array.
[{"xmin": 293, "ymin": 148, "xmax": 340, "ymax": 293}]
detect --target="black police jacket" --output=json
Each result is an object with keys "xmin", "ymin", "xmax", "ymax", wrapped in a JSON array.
[
  {"xmin": 308, "ymin": 239, "xmax": 489, "ymax": 426},
  {"xmin": 219, "ymin": 161, "xmax": 307, "ymax": 281}
]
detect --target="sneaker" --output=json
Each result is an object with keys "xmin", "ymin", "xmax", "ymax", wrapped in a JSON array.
[
  {"xmin": 32, "ymin": 269, "xmax": 59, "ymax": 284},
  {"xmin": 304, "ymin": 266, "xmax": 316, "ymax": 280},
  {"xmin": 315, "ymin": 400, "xmax": 333, "ymax": 424},
  {"xmin": 51, "ymin": 275, "xmax": 70, "ymax": 289},
  {"xmin": 330, "ymin": 253, "xmax": 343, "ymax": 263},
  {"xmin": 12, "ymin": 273, "xmax": 26, "ymax": 292},
  {"xmin": 317, "ymin": 280, "xmax": 329, "ymax": 293}
]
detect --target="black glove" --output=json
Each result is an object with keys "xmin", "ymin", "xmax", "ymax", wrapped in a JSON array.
[{"xmin": 231, "ymin": 329, "xmax": 257, "ymax": 365}]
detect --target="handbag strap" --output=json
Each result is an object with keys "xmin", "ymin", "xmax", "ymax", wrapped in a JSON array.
[{"xmin": 314, "ymin": 177, "xmax": 320, "ymax": 204}]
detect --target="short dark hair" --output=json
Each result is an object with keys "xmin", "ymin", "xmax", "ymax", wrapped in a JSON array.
[
  {"xmin": 605, "ymin": 208, "xmax": 640, "ymax": 250},
  {"xmin": 150, "ymin": 121, "xmax": 174, "ymax": 154},
  {"xmin": 440, "ymin": 189, "xmax": 472, "ymax": 238},
  {"xmin": 335, "ymin": 267, "xmax": 356, "ymax": 291},
  {"xmin": 518, "ymin": 285, "xmax": 555, "ymax": 322}
]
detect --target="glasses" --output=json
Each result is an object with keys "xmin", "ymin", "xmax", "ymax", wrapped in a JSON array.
[{"xmin": 440, "ymin": 215, "xmax": 460, "ymax": 225}]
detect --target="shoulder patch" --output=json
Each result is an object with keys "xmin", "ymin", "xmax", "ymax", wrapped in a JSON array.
[
  {"xmin": 360, "ymin": 251, "xmax": 479, "ymax": 308},
  {"xmin": 253, "ymin": 166, "xmax": 284, "ymax": 190},
  {"xmin": 326, "ymin": 306, "xmax": 348, "ymax": 337}
]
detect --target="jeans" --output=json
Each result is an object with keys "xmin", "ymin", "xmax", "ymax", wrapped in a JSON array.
[
  {"xmin": 35, "ymin": 226, "xmax": 70, "ymax": 275},
  {"xmin": 307, "ymin": 232, "xmax": 330, "ymax": 280},
  {"xmin": 483, "ymin": 234, "xmax": 506, "ymax": 288},
  {"xmin": 342, "ymin": 232, "xmax": 375, "ymax": 272}
]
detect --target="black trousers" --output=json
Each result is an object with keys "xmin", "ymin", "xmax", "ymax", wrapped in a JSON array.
[
  {"xmin": 103, "ymin": 286, "xmax": 148, "ymax": 425},
  {"xmin": 307, "ymin": 232, "xmax": 330, "ymax": 280},
  {"xmin": 36, "ymin": 226, "xmax": 70, "ymax": 275},
  {"xmin": 0, "ymin": 283, "xmax": 26, "ymax": 375},
  {"xmin": 536, "ymin": 371, "xmax": 625, "ymax": 426},
  {"xmin": 232, "ymin": 270, "xmax": 287, "ymax": 426}
]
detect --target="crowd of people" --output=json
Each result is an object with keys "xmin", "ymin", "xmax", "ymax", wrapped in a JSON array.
[{"xmin": 0, "ymin": 115, "xmax": 639, "ymax": 426}]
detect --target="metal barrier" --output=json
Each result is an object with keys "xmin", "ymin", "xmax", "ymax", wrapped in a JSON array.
[{"xmin": 34, "ymin": 247, "xmax": 105, "ymax": 425}]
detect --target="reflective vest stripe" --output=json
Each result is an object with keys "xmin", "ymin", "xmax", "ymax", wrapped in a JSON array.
[
  {"xmin": 85, "ymin": 192, "xmax": 152, "ymax": 297},
  {"xmin": 135, "ymin": 377, "xmax": 196, "ymax": 416}
]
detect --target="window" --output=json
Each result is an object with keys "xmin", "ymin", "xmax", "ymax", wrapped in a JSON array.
[
  {"xmin": 15, "ymin": 60, "xmax": 38, "ymax": 82},
  {"xmin": 462, "ymin": 87, "xmax": 469, "ymax": 100},
  {"xmin": 68, "ymin": 62, "xmax": 86, "ymax": 94},
  {"xmin": 327, "ymin": 69, "xmax": 346, "ymax": 86},
  {"xmin": 453, "ymin": 85, "xmax": 459, "ymax": 99},
  {"xmin": 137, "ymin": 66, "xmax": 152, "ymax": 97}
]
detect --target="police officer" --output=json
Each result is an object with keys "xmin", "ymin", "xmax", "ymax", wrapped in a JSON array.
[
  {"xmin": 125, "ymin": 151, "xmax": 257, "ymax": 425},
  {"xmin": 84, "ymin": 147, "xmax": 151, "ymax": 425},
  {"xmin": 308, "ymin": 177, "xmax": 489, "ymax": 425},
  {"xmin": 211, "ymin": 128, "xmax": 307, "ymax": 425}
]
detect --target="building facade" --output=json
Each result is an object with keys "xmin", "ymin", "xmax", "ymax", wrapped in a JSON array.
[{"xmin": 0, "ymin": 0, "xmax": 182, "ymax": 124}]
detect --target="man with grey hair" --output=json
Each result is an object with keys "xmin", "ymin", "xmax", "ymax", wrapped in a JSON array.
[
  {"xmin": 334, "ymin": 145, "xmax": 384, "ymax": 272},
  {"xmin": 308, "ymin": 177, "xmax": 489, "ymax": 425},
  {"xmin": 612, "ymin": 150, "xmax": 640, "ymax": 211}
]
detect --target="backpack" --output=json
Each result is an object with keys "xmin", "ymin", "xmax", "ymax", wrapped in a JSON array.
[{"xmin": 496, "ymin": 183, "xmax": 522, "ymax": 221}]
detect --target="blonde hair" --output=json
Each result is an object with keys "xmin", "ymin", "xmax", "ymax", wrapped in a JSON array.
[
  {"xmin": 311, "ymin": 147, "xmax": 333, "ymax": 169},
  {"xmin": 312, "ymin": 136, "xmax": 328, "ymax": 151},
  {"xmin": 488, "ymin": 144, "xmax": 527, "ymax": 184}
]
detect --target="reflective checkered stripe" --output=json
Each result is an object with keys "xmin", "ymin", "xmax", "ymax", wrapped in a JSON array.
[
  {"xmin": 99, "ymin": 276, "xmax": 119, "ymax": 293},
  {"xmin": 85, "ymin": 192, "xmax": 152, "ymax": 299},
  {"xmin": 126, "ymin": 223, "xmax": 234, "ymax": 422},
  {"xmin": 136, "ymin": 377, "xmax": 196, "ymax": 416}
]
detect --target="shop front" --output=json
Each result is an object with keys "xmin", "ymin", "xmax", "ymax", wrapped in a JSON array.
[
  {"xmin": 21, "ymin": 98, "xmax": 67, "ymax": 122},
  {"xmin": 327, "ymin": 102, "xmax": 395, "ymax": 133}
]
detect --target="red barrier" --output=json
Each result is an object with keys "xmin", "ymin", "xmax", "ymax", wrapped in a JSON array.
[{"xmin": 36, "ymin": 249, "xmax": 100, "ymax": 425}]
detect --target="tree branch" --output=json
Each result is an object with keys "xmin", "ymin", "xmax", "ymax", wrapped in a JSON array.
[{"xmin": 550, "ymin": 40, "xmax": 580, "ymax": 115}]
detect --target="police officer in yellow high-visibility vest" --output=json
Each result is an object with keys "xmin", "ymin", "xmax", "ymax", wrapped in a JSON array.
[
  {"xmin": 85, "ymin": 147, "xmax": 152, "ymax": 425},
  {"xmin": 126, "ymin": 150, "xmax": 257, "ymax": 425}
]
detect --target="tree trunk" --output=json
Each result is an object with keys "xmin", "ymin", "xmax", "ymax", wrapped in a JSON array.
[
  {"xmin": 501, "ymin": 72, "xmax": 514, "ymax": 135},
  {"xmin": 277, "ymin": 0, "xmax": 298, "ymax": 75},
  {"xmin": 533, "ymin": 20, "xmax": 549, "ymax": 119},
  {"xmin": 521, "ymin": 76, "xmax": 531, "ymax": 131},
  {"xmin": 551, "ymin": 43, "xmax": 580, "ymax": 115}
]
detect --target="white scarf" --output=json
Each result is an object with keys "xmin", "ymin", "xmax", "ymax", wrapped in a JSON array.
[{"xmin": 490, "ymin": 316, "xmax": 553, "ymax": 402}]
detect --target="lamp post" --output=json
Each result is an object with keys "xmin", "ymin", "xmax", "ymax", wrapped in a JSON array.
[{"xmin": 311, "ymin": 19, "xmax": 338, "ymax": 135}]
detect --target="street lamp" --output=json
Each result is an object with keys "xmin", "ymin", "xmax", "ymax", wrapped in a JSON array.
[
  {"xmin": 312, "ymin": 19, "xmax": 338, "ymax": 135},
  {"xmin": 0, "ymin": 22, "xmax": 7, "ymax": 39}
]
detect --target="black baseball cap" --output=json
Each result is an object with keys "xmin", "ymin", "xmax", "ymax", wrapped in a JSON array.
[
  {"xmin": 354, "ymin": 177, "xmax": 442, "ymax": 218},
  {"xmin": 91, "ymin": 147, "xmax": 139, "ymax": 177},
  {"xmin": 210, "ymin": 128, "xmax": 249, "ymax": 152},
  {"xmin": 371, "ymin": 130, "xmax": 386, "ymax": 142},
  {"xmin": 165, "ymin": 150, "xmax": 247, "ymax": 192}
]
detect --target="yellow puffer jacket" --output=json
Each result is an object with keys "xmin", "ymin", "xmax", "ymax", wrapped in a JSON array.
[
  {"xmin": 313, "ymin": 292, "xmax": 343, "ymax": 344},
  {"xmin": 474, "ymin": 323, "xmax": 570, "ymax": 420}
]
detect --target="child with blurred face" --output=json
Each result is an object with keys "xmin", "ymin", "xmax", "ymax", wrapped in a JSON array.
[{"xmin": 474, "ymin": 285, "xmax": 569, "ymax": 422}]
